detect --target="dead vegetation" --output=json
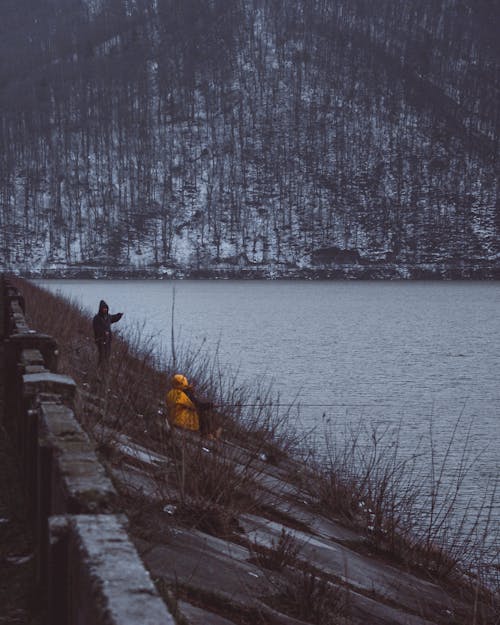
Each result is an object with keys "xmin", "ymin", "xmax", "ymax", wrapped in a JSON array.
[{"xmin": 267, "ymin": 566, "xmax": 351, "ymax": 625}]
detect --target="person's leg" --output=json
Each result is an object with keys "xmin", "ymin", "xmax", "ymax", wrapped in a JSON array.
[{"xmin": 97, "ymin": 342, "xmax": 104, "ymax": 365}]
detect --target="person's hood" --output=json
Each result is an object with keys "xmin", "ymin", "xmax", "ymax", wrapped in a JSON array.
[
  {"xmin": 98, "ymin": 300, "xmax": 109, "ymax": 315},
  {"xmin": 172, "ymin": 374, "xmax": 190, "ymax": 390}
]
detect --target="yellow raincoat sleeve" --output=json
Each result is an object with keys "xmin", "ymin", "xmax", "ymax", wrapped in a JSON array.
[{"xmin": 166, "ymin": 388, "xmax": 200, "ymax": 431}]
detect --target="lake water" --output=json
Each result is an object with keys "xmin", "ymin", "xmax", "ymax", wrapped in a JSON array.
[{"xmin": 37, "ymin": 279, "xmax": 500, "ymax": 557}]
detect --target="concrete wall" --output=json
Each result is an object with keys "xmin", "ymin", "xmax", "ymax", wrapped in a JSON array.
[{"xmin": 1, "ymin": 276, "xmax": 176, "ymax": 625}]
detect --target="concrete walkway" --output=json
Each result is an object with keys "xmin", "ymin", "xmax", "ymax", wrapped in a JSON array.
[{"xmin": 0, "ymin": 343, "xmax": 41, "ymax": 625}]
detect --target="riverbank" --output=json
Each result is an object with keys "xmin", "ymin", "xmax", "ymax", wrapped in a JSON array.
[{"xmin": 6, "ymin": 276, "xmax": 500, "ymax": 625}]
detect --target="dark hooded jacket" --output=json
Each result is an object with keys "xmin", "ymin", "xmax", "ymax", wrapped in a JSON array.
[{"xmin": 92, "ymin": 300, "xmax": 123, "ymax": 345}]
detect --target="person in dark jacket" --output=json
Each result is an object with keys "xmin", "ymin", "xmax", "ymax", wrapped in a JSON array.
[{"xmin": 92, "ymin": 300, "xmax": 123, "ymax": 365}]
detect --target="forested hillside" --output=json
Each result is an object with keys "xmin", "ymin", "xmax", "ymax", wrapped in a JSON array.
[{"xmin": 1, "ymin": 0, "xmax": 498, "ymax": 277}]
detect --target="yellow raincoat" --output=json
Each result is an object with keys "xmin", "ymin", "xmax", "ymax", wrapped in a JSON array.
[{"xmin": 166, "ymin": 374, "xmax": 200, "ymax": 431}]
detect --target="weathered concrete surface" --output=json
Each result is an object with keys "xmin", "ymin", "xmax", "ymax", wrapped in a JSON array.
[
  {"xmin": 142, "ymin": 527, "xmax": 269, "ymax": 604},
  {"xmin": 107, "ymin": 429, "xmax": 485, "ymax": 625},
  {"xmin": 21, "ymin": 348, "xmax": 45, "ymax": 367},
  {"xmin": 38, "ymin": 402, "xmax": 117, "ymax": 514},
  {"xmin": 139, "ymin": 528, "xmax": 439, "ymax": 625},
  {"xmin": 38, "ymin": 402, "xmax": 87, "ymax": 441},
  {"xmin": 95, "ymin": 426, "xmax": 171, "ymax": 470},
  {"xmin": 241, "ymin": 515, "xmax": 454, "ymax": 619},
  {"xmin": 242, "ymin": 517, "xmax": 451, "ymax": 624},
  {"xmin": 6, "ymin": 332, "xmax": 59, "ymax": 372},
  {"xmin": 24, "ymin": 365, "xmax": 47, "ymax": 374},
  {"xmin": 141, "ymin": 533, "xmax": 314, "ymax": 625},
  {"xmin": 23, "ymin": 372, "xmax": 76, "ymax": 404},
  {"xmin": 53, "ymin": 514, "xmax": 176, "ymax": 625},
  {"xmin": 347, "ymin": 590, "xmax": 438, "ymax": 625},
  {"xmin": 110, "ymin": 463, "xmax": 165, "ymax": 501},
  {"xmin": 177, "ymin": 600, "xmax": 241, "ymax": 625}
]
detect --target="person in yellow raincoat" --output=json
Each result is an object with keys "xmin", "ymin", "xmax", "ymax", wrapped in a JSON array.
[
  {"xmin": 165, "ymin": 374, "xmax": 200, "ymax": 431},
  {"xmin": 166, "ymin": 374, "xmax": 222, "ymax": 438}
]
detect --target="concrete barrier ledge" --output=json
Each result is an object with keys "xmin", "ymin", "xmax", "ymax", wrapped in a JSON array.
[
  {"xmin": 7, "ymin": 332, "xmax": 59, "ymax": 372},
  {"xmin": 38, "ymin": 402, "xmax": 117, "ymax": 514},
  {"xmin": 49, "ymin": 514, "xmax": 176, "ymax": 625},
  {"xmin": 23, "ymin": 372, "xmax": 76, "ymax": 403},
  {"xmin": 1, "ymin": 278, "xmax": 178, "ymax": 625},
  {"xmin": 21, "ymin": 348, "xmax": 45, "ymax": 367}
]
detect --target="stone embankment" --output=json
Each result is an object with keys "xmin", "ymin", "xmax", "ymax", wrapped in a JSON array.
[
  {"xmin": 0, "ymin": 276, "xmax": 175, "ymax": 625},
  {"xmin": 1, "ymin": 275, "xmax": 497, "ymax": 625}
]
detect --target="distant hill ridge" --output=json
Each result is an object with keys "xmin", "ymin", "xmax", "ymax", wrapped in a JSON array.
[{"xmin": 0, "ymin": 0, "xmax": 498, "ymax": 276}]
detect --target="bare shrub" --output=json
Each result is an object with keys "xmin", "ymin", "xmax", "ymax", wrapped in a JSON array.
[
  {"xmin": 124, "ymin": 493, "xmax": 172, "ymax": 544},
  {"xmin": 174, "ymin": 497, "xmax": 242, "ymax": 537},
  {"xmin": 159, "ymin": 429, "xmax": 267, "ymax": 537},
  {"xmin": 268, "ymin": 565, "xmax": 351, "ymax": 625},
  {"xmin": 309, "ymin": 416, "xmax": 500, "ymax": 602},
  {"xmin": 310, "ymin": 421, "xmax": 420, "ymax": 534},
  {"xmin": 249, "ymin": 527, "xmax": 301, "ymax": 572}
]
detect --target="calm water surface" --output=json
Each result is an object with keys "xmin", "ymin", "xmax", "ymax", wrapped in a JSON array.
[{"xmin": 38, "ymin": 279, "xmax": 500, "ymax": 552}]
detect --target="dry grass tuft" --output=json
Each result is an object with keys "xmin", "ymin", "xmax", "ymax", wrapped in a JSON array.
[
  {"xmin": 267, "ymin": 565, "xmax": 351, "ymax": 625},
  {"xmin": 249, "ymin": 527, "xmax": 301, "ymax": 572}
]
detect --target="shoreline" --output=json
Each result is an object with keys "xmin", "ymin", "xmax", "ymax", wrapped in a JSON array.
[{"xmin": 6, "ymin": 261, "xmax": 500, "ymax": 281}]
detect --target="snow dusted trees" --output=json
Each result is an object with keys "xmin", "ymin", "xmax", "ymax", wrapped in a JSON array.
[{"xmin": 0, "ymin": 0, "xmax": 498, "ymax": 274}]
